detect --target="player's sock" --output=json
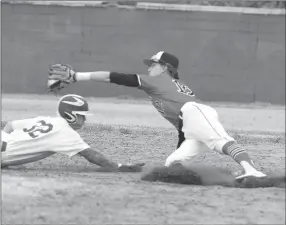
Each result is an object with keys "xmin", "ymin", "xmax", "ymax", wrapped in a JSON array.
[{"xmin": 222, "ymin": 141, "xmax": 257, "ymax": 173}]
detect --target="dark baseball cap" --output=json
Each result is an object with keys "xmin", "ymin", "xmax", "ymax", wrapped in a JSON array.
[{"xmin": 143, "ymin": 51, "xmax": 179, "ymax": 70}]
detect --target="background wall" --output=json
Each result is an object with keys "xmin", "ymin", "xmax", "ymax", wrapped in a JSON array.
[{"xmin": 2, "ymin": 3, "xmax": 285, "ymax": 104}]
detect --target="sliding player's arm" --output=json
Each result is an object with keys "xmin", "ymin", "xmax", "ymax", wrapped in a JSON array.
[
  {"xmin": 78, "ymin": 148, "xmax": 144, "ymax": 172},
  {"xmin": 78, "ymin": 148, "xmax": 119, "ymax": 169},
  {"xmin": 1, "ymin": 121, "xmax": 14, "ymax": 152},
  {"xmin": 2, "ymin": 121, "xmax": 14, "ymax": 134}
]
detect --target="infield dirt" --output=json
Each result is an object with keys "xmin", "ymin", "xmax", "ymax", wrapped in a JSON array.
[{"xmin": 2, "ymin": 94, "xmax": 285, "ymax": 224}]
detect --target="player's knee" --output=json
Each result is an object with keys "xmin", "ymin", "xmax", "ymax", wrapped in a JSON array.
[
  {"xmin": 166, "ymin": 139, "xmax": 201, "ymax": 167},
  {"xmin": 165, "ymin": 153, "xmax": 195, "ymax": 168},
  {"xmin": 165, "ymin": 155, "xmax": 178, "ymax": 167}
]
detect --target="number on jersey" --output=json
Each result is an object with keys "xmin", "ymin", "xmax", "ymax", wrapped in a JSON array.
[
  {"xmin": 154, "ymin": 100, "xmax": 165, "ymax": 115},
  {"xmin": 23, "ymin": 120, "xmax": 53, "ymax": 138},
  {"xmin": 172, "ymin": 79, "xmax": 194, "ymax": 96}
]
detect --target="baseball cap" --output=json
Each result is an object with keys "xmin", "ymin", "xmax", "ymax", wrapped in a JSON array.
[{"xmin": 143, "ymin": 51, "xmax": 179, "ymax": 71}]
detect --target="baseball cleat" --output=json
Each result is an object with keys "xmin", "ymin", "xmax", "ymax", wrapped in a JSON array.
[{"xmin": 236, "ymin": 171, "xmax": 267, "ymax": 182}]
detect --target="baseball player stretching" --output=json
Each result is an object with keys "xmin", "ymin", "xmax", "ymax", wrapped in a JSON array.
[
  {"xmin": 48, "ymin": 51, "xmax": 266, "ymax": 181},
  {"xmin": 1, "ymin": 94, "xmax": 144, "ymax": 172}
]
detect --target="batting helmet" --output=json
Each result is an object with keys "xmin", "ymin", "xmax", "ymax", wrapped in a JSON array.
[{"xmin": 57, "ymin": 94, "xmax": 92, "ymax": 124}]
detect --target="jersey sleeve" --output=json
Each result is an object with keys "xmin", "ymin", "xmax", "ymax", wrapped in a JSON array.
[
  {"xmin": 11, "ymin": 118, "xmax": 37, "ymax": 130},
  {"xmin": 137, "ymin": 75, "xmax": 158, "ymax": 94},
  {"xmin": 110, "ymin": 72, "xmax": 141, "ymax": 87},
  {"xmin": 109, "ymin": 72, "xmax": 158, "ymax": 95}
]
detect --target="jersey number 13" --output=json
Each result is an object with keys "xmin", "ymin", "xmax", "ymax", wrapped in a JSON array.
[{"xmin": 172, "ymin": 79, "xmax": 194, "ymax": 96}]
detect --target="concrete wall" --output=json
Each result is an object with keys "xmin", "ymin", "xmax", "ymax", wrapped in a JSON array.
[{"xmin": 2, "ymin": 3, "xmax": 285, "ymax": 104}]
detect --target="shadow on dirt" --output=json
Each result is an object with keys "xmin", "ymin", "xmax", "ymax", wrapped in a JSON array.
[
  {"xmin": 141, "ymin": 164, "xmax": 285, "ymax": 188},
  {"xmin": 2, "ymin": 164, "xmax": 144, "ymax": 174},
  {"xmin": 1, "ymin": 165, "xmax": 117, "ymax": 174}
]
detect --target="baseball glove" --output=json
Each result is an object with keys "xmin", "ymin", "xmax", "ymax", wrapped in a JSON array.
[{"xmin": 47, "ymin": 63, "xmax": 76, "ymax": 92}]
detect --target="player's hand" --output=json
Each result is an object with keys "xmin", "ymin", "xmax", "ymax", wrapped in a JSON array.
[
  {"xmin": 117, "ymin": 163, "xmax": 145, "ymax": 172},
  {"xmin": 47, "ymin": 64, "xmax": 76, "ymax": 92}
]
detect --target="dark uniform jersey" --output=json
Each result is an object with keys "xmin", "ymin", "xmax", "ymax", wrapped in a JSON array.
[
  {"xmin": 110, "ymin": 72, "xmax": 196, "ymax": 131},
  {"xmin": 138, "ymin": 74, "xmax": 195, "ymax": 130}
]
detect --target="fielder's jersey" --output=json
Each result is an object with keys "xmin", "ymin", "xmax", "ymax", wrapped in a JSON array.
[
  {"xmin": 6, "ymin": 116, "xmax": 90, "ymax": 157},
  {"xmin": 110, "ymin": 72, "xmax": 196, "ymax": 130},
  {"xmin": 139, "ymin": 75, "xmax": 195, "ymax": 129}
]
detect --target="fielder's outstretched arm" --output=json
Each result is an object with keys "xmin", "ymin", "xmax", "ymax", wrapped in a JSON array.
[
  {"xmin": 48, "ymin": 64, "xmax": 142, "ymax": 90},
  {"xmin": 74, "ymin": 71, "xmax": 141, "ymax": 87}
]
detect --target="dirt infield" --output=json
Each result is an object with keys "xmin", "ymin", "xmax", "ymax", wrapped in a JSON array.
[{"xmin": 1, "ymin": 94, "xmax": 285, "ymax": 224}]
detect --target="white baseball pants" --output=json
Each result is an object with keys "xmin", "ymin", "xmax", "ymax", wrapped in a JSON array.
[{"xmin": 165, "ymin": 102, "xmax": 234, "ymax": 167}]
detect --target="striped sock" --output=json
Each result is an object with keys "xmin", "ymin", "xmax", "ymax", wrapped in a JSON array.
[{"xmin": 222, "ymin": 141, "xmax": 255, "ymax": 167}]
